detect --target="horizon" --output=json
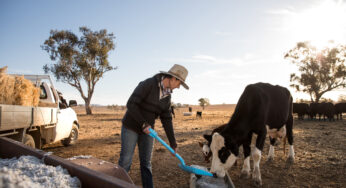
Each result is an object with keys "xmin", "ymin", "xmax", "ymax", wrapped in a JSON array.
[{"xmin": 1, "ymin": 0, "xmax": 345, "ymax": 106}]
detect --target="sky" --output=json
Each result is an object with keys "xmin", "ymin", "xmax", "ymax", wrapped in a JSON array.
[{"xmin": 1, "ymin": 0, "xmax": 346, "ymax": 106}]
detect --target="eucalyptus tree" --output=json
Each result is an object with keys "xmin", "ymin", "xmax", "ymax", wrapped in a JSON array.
[
  {"xmin": 42, "ymin": 27, "xmax": 117, "ymax": 114},
  {"xmin": 198, "ymin": 98, "xmax": 210, "ymax": 110},
  {"xmin": 284, "ymin": 41, "xmax": 346, "ymax": 102}
]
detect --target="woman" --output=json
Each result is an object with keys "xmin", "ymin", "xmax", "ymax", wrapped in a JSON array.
[{"xmin": 118, "ymin": 64, "xmax": 189, "ymax": 188}]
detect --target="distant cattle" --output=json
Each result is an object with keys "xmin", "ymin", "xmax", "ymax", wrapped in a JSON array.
[
  {"xmin": 293, "ymin": 102, "xmax": 344, "ymax": 121},
  {"xmin": 293, "ymin": 103, "xmax": 310, "ymax": 120},
  {"xmin": 208, "ymin": 83, "xmax": 294, "ymax": 186},
  {"xmin": 196, "ymin": 111, "xmax": 202, "ymax": 118},
  {"xmin": 322, "ymin": 102, "xmax": 335, "ymax": 121},
  {"xmin": 310, "ymin": 102, "xmax": 335, "ymax": 121},
  {"xmin": 335, "ymin": 103, "xmax": 346, "ymax": 120},
  {"xmin": 309, "ymin": 103, "xmax": 320, "ymax": 120}
]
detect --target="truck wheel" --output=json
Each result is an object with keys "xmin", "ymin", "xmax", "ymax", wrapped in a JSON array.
[
  {"xmin": 23, "ymin": 134, "xmax": 35, "ymax": 148},
  {"xmin": 61, "ymin": 124, "xmax": 79, "ymax": 146}
]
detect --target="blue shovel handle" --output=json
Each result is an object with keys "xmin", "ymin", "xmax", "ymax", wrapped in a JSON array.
[
  {"xmin": 148, "ymin": 128, "xmax": 185, "ymax": 165},
  {"xmin": 148, "ymin": 128, "xmax": 213, "ymax": 177}
]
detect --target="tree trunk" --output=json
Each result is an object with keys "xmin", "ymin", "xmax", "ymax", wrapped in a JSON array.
[
  {"xmin": 315, "ymin": 94, "xmax": 322, "ymax": 103},
  {"xmin": 85, "ymin": 105, "xmax": 92, "ymax": 115},
  {"xmin": 84, "ymin": 99, "xmax": 92, "ymax": 115}
]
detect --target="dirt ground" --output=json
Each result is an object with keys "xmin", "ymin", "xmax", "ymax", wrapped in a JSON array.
[{"xmin": 44, "ymin": 105, "xmax": 346, "ymax": 188}]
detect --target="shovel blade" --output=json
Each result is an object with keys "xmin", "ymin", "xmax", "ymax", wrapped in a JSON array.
[{"xmin": 179, "ymin": 164, "xmax": 213, "ymax": 177}]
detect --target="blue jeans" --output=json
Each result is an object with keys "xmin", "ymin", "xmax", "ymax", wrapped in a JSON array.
[{"xmin": 118, "ymin": 126, "xmax": 154, "ymax": 188}]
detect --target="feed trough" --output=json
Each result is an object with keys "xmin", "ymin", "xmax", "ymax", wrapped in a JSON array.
[
  {"xmin": 190, "ymin": 165, "xmax": 235, "ymax": 188},
  {"xmin": 0, "ymin": 137, "xmax": 138, "ymax": 188}
]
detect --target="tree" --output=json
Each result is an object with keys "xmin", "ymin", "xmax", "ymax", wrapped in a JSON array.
[
  {"xmin": 284, "ymin": 41, "xmax": 346, "ymax": 103},
  {"xmin": 198, "ymin": 98, "xmax": 210, "ymax": 110},
  {"xmin": 42, "ymin": 27, "xmax": 117, "ymax": 114}
]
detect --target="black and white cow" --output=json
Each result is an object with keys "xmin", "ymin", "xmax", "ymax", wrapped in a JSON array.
[{"xmin": 209, "ymin": 83, "xmax": 295, "ymax": 186}]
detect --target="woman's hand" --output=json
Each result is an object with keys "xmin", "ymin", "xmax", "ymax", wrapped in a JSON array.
[
  {"xmin": 171, "ymin": 147, "xmax": 178, "ymax": 156},
  {"xmin": 142, "ymin": 124, "xmax": 152, "ymax": 134}
]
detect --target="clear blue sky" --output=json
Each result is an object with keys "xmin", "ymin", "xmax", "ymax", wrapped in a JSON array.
[{"xmin": 1, "ymin": 0, "xmax": 345, "ymax": 105}]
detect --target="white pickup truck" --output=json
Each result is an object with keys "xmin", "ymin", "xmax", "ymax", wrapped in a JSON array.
[{"xmin": 0, "ymin": 75, "xmax": 79, "ymax": 148}]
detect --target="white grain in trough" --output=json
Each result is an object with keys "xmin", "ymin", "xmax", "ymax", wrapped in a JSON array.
[{"xmin": 0, "ymin": 155, "xmax": 81, "ymax": 188}]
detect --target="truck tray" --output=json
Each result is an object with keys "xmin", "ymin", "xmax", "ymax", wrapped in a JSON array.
[{"xmin": 0, "ymin": 137, "xmax": 138, "ymax": 188}]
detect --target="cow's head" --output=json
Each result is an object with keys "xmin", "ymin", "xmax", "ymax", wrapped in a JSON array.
[
  {"xmin": 199, "ymin": 134, "xmax": 213, "ymax": 162},
  {"xmin": 209, "ymin": 132, "xmax": 238, "ymax": 177}
]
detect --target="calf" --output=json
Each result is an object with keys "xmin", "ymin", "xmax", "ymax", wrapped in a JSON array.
[
  {"xmin": 209, "ymin": 83, "xmax": 295, "ymax": 186},
  {"xmin": 196, "ymin": 111, "xmax": 202, "ymax": 118}
]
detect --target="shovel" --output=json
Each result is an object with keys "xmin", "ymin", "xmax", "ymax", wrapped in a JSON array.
[{"xmin": 148, "ymin": 128, "xmax": 213, "ymax": 177}]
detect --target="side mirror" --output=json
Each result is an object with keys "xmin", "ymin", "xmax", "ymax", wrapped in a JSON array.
[{"xmin": 69, "ymin": 100, "xmax": 77, "ymax": 107}]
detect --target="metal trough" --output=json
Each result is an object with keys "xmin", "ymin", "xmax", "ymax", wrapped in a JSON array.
[
  {"xmin": 0, "ymin": 137, "xmax": 138, "ymax": 188},
  {"xmin": 190, "ymin": 165, "xmax": 235, "ymax": 188}
]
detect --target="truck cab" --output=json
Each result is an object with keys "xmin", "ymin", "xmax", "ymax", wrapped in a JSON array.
[{"xmin": 39, "ymin": 81, "xmax": 57, "ymax": 104}]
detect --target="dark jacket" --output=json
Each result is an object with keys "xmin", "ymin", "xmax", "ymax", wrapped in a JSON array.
[{"xmin": 122, "ymin": 74, "xmax": 177, "ymax": 148}]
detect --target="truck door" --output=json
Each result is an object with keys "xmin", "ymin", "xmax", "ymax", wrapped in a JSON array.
[{"xmin": 53, "ymin": 108, "xmax": 75, "ymax": 142}]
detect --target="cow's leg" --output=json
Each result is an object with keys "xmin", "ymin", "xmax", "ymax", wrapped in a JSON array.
[
  {"xmin": 311, "ymin": 114, "xmax": 315, "ymax": 120},
  {"xmin": 286, "ymin": 115, "xmax": 295, "ymax": 163},
  {"xmin": 252, "ymin": 147, "xmax": 262, "ymax": 186},
  {"xmin": 240, "ymin": 133, "xmax": 252, "ymax": 178},
  {"xmin": 252, "ymin": 130, "xmax": 266, "ymax": 186},
  {"xmin": 241, "ymin": 145, "xmax": 251, "ymax": 178},
  {"xmin": 267, "ymin": 137, "xmax": 276, "ymax": 161}
]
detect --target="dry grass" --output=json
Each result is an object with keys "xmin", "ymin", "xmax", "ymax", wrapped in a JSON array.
[{"xmin": 44, "ymin": 105, "xmax": 346, "ymax": 188}]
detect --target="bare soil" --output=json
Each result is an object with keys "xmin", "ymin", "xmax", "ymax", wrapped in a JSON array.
[{"xmin": 44, "ymin": 105, "xmax": 346, "ymax": 188}]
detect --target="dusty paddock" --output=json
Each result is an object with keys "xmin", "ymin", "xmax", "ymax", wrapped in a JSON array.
[{"xmin": 44, "ymin": 105, "xmax": 346, "ymax": 188}]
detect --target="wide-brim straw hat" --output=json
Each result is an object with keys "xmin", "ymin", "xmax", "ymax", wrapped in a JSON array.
[{"xmin": 160, "ymin": 64, "xmax": 189, "ymax": 89}]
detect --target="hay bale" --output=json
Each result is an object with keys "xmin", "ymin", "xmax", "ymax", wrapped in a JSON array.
[
  {"xmin": 0, "ymin": 67, "xmax": 15, "ymax": 105},
  {"xmin": 0, "ymin": 66, "xmax": 7, "ymax": 74},
  {"xmin": 0, "ymin": 66, "xmax": 40, "ymax": 106}
]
